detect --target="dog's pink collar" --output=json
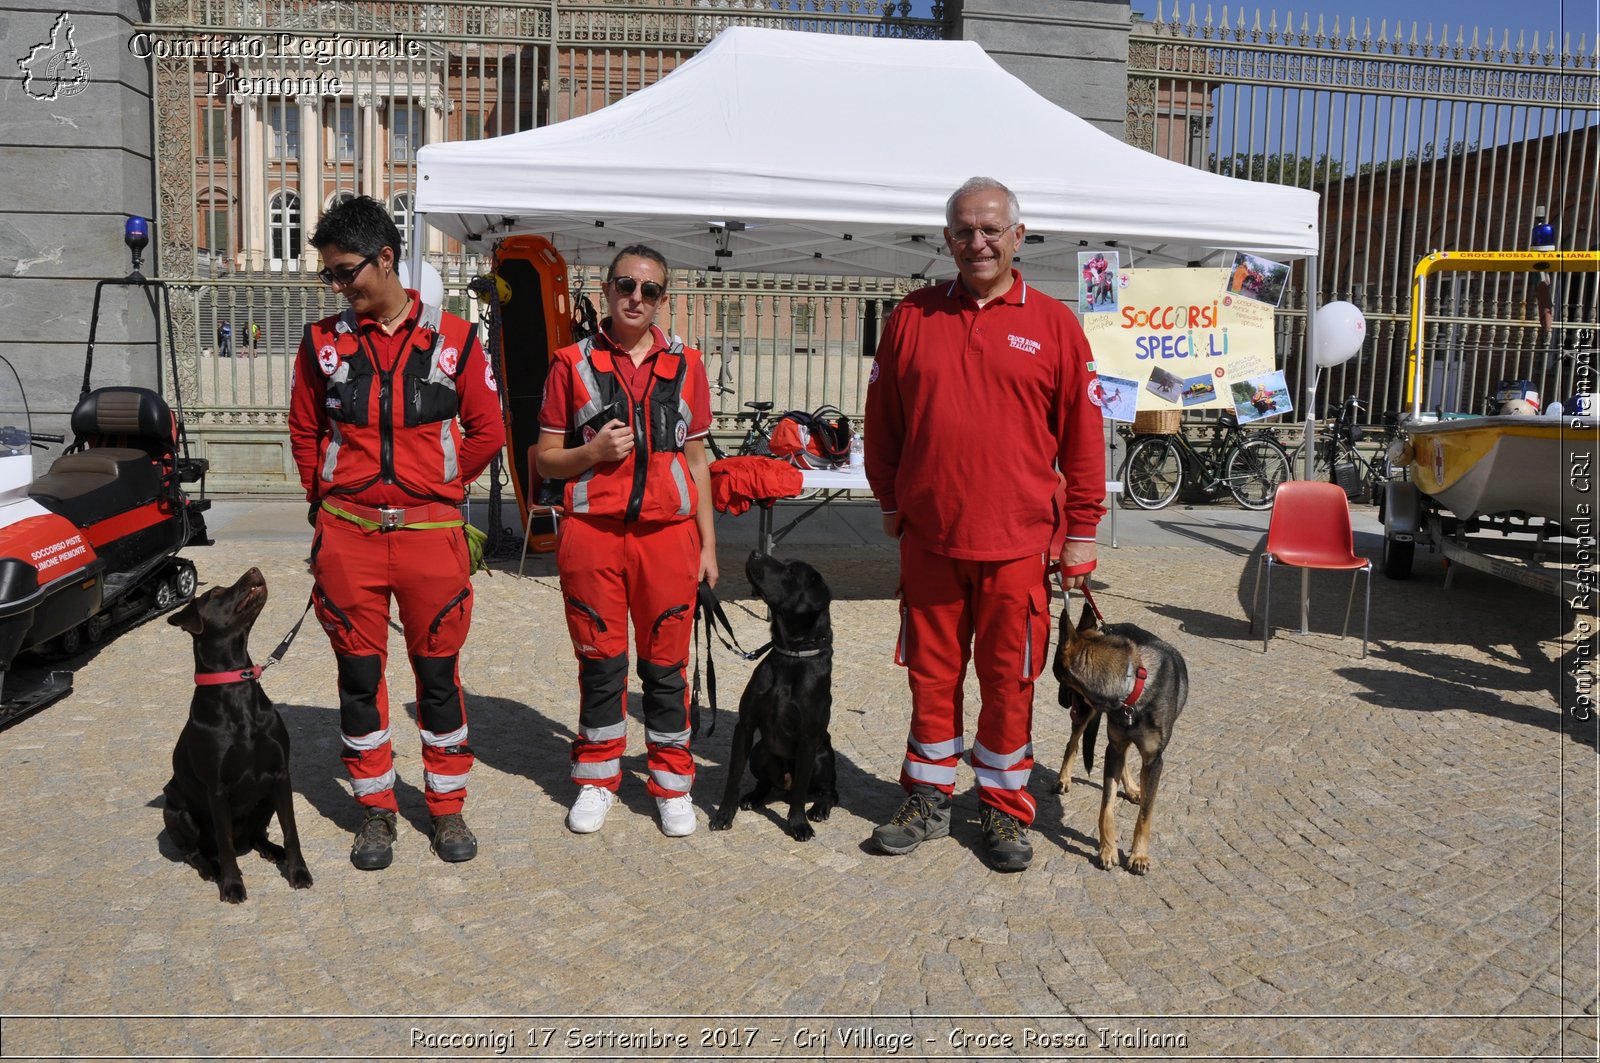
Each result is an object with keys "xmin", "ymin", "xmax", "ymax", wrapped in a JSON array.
[{"xmin": 194, "ymin": 666, "xmax": 260, "ymax": 686}]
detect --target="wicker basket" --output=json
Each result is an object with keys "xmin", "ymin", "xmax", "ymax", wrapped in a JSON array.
[{"xmin": 1133, "ymin": 408, "xmax": 1182, "ymax": 435}]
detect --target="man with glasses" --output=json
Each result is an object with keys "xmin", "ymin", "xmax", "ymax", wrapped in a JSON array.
[
  {"xmin": 864, "ymin": 176, "xmax": 1105, "ymax": 872},
  {"xmin": 287, "ymin": 195, "xmax": 505, "ymax": 871}
]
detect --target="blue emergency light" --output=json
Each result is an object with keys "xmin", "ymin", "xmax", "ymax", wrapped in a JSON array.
[
  {"xmin": 125, "ymin": 215, "xmax": 149, "ymax": 272},
  {"xmin": 1530, "ymin": 212, "xmax": 1555, "ymax": 252}
]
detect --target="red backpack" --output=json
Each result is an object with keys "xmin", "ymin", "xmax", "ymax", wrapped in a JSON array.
[{"xmin": 766, "ymin": 405, "xmax": 853, "ymax": 470}]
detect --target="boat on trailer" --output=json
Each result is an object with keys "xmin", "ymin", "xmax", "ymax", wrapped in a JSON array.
[{"xmin": 1382, "ymin": 249, "xmax": 1598, "ymax": 598}]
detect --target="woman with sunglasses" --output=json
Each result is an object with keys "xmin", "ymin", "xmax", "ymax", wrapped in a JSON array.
[{"xmin": 536, "ymin": 244, "xmax": 718, "ymax": 838}]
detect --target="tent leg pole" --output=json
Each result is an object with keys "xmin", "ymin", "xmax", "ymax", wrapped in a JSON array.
[
  {"xmin": 409, "ymin": 211, "xmax": 427, "ymax": 291},
  {"xmin": 1300, "ymin": 253, "xmax": 1321, "ymax": 634}
]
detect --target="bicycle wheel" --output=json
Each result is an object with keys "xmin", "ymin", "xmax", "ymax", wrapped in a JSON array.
[
  {"xmin": 1224, "ymin": 438, "xmax": 1293, "ymax": 509},
  {"xmin": 1122, "ymin": 435, "xmax": 1183, "ymax": 509}
]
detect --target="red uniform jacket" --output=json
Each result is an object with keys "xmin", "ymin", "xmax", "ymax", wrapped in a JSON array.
[{"xmin": 289, "ymin": 293, "xmax": 505, "ymax": 506}]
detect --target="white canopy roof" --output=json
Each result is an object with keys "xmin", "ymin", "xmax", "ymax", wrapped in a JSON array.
[{"xmin": 415, "ymin": 27, "xmax": 1320, "ymax": 280}]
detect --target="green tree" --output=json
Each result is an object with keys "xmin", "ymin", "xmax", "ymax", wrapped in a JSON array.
[
  {"xmin": 1208, "ymin": 151, "xmax": 1346, "ymax": 188},
  {"xmin": 1355, "ymin": 139, "xmax": 1480, "ymax": 176}
]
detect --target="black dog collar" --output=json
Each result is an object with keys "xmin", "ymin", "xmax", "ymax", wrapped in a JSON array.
[{"xmin": 772, "ymin": 645, "xmax": 828, "ymax": 658}]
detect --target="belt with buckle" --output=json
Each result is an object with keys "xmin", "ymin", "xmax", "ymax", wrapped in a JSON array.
[{"xmin": 321, "ymin": 499, "xmax": 464, "ymax": 532}]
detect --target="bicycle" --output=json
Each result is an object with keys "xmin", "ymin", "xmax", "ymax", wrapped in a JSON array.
[
  {"xmin": 1120, "ymin": 413, "xmax": 1294, "ymax": 510},
  {"xmin": 1311, "ymin": 397, "xmax": 1398, "ymax": 506},
  {"xmin": 704, "ymin": 400, "xmax": 823, "ymax": 501}
]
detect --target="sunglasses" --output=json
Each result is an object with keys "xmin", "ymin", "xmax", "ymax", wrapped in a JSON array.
[
  {"xmin": 610, "ymin": 276, "xmax": 666, "ymax": 301},
  {"xmin": 318, "ymin": 252, "xmax": 379, "ymax": 287}
]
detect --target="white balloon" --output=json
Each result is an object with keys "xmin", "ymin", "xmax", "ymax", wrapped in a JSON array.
[
  {"xmin": 396, "ymin": 260, "xmax": 445, "ymax": 308},
  {"xmin": 1312, "ymin": 301, "xmax": 1367, "ymax": 368}
]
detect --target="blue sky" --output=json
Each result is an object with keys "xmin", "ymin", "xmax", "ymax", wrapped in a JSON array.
[{"xmin": 1131, "ymin": 1, "xmax": 1597, "ymax": 46}]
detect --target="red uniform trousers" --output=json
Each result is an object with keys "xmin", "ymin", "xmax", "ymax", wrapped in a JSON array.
[
  {"xmin": 895, "ymin": 538, "xmax": 1051, "ymax": 825},
  {"xmin": 310, "ymin": 509, "xmax": 475, "ymax": 817},
  {"xmin": 556, "ymin": 514, "xmax": 699, "ymax": 798}
]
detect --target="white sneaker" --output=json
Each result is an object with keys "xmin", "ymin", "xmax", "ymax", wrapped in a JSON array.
[
  {"xmin": 656, "ymin": 794, "xmax": 697, "ymax": 837},
  {"xmin": 566, "ymin": 785, "xmax": 616, "ymax": 834}
]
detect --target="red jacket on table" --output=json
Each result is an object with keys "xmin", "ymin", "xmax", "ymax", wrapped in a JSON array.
[
  {"xmin": 288, "ymin": 291, "xmax": 505, "ymax": 506},
  {"xmin": 538, "ymin": 326, "xmax": 712, "ymax": 524},
  {"xmin": 864, "ymin": 271, "xmax": 1105, "ymax": 561}
]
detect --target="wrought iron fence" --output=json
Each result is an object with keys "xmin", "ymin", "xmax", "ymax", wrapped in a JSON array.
[
  {"xmin": 143, "ymin": 0, "xmax": 947, "ymax": 487},
  {"xmin": 1127, "ymin": 4, "xmax": 1599, "ymax": 428}
]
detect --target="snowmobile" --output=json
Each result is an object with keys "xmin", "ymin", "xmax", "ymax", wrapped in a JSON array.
[{"xmin": 0, "ymin": 217, "xmax": 210, "ymax": 727}]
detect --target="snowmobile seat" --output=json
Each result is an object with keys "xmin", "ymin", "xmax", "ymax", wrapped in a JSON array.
[{"xmin": 29, "ymin": 388, "xmax": 171, "ymax": 527}]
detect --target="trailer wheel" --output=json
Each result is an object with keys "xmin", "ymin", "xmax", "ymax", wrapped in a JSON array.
[
  {"xmin": 52, "ymin": 625, "xmax": 82, "ymax": 657},
  {"xmin": 172, "ymin": 561, "xmax": 197, "ymax": 601},
  {"xmin": 1382, "ymin": 533, "xmax": 1414, "ymax": 580}
]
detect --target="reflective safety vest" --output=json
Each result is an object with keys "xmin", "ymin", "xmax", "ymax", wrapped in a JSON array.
[
  {"xmin": 302, "ymin": 305, "xmax": 479, "ymax": 503},
  {"xmin": 553, "ymin": 335, "xmax": 697, "ymax": 523}
]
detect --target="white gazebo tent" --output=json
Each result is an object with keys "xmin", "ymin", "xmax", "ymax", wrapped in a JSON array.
[{"xmin": 414, "ymin": 27, "xmax": 1319, "ymax": 279}]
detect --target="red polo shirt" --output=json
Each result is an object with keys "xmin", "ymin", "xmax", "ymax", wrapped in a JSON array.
[{"xmin": 864, "ymin": 271, "xmax": 1105, "ymax": 561}]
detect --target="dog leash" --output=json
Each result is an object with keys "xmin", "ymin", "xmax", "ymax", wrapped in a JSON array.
[
  {"xmin": 192, "ymin": 594, "xmax": 317, "ymax": 686},
  {"xmin": 1048, "ymin": 558, "xmax": 1105, "ymax": 623}
]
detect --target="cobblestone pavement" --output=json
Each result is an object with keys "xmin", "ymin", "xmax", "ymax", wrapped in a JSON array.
[{"xmin": 0, "ymin": 499, "xmax": 1594, "ymax": 1061}]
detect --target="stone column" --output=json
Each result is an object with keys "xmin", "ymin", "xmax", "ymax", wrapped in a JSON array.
[
  {"xmin": 425, "ymin": 96, "xmax": 448, "ymax": 254},
  {"xmin": 239, "ymin": 97, "xmax": 264, "ymax": 271},
  {"xmin": 357, "ymin": 91, "xmax": 379, "ymax": 199},
  {"xmin": 297, "ymin": 93, "xmax": 322, "ymax": 257},
  {"xmin": 949, "ymin": 0, "xmax": 1132, "ymax": 140}
]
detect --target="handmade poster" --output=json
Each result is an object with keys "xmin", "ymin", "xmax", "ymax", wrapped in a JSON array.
[
  {"xmin": 1089, "ymin": 373, "xmax": 1139, "ymax": 422},
  {"xmin": 1225, "ymin": 252, "xmax": 1291, "ymax": 307},
  {"xmin": 1230, "ymin": 370, "xmax": 1294, "ymax": 424},
  {"xmin": 1078, "ymin": 250, "xmax": 1119, "ymax": 313},
  {"xmin": 1082, "ymin": 267, "xmax": 1278, "ymax": 411}
]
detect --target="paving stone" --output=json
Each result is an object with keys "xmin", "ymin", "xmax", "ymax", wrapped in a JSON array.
[{"xmin": 0, "ymin": 499, "xmax": 1589, "ymax": 1058}]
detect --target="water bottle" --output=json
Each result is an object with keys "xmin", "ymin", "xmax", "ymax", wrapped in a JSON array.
[{"xmin": 849, "ymin": 434, "xmax": 864, "ymax": 468}]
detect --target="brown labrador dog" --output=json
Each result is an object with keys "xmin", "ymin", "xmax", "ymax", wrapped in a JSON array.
[
  {"xmin": 163, "ymin": 568, "xmax": 311, "ymax": 902},
  {"xmin": 1053, "ymin": 601, "xmax": 1186, "ymax": 874}
]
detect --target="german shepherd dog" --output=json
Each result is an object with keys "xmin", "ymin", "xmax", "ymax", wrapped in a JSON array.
[
  {"xmin": 708, "ymin": 552, "xmax": 838, "ymax": 841},
  {"xmin": 1051, "ymin": 601, "xmax": 1187, "ymax": 874}
]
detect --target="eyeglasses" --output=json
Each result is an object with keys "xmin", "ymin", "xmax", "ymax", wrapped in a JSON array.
[
  {"xmin": 610, "ymin": 276, "xmax": 666, "ymax": 301},
  {"xmin": 949, "ymin": 223, "xmax": 1018, "ymax": 246},
  {"xmin": 318, "ymin": 252, "xmax": 379, "ymax": 287}
]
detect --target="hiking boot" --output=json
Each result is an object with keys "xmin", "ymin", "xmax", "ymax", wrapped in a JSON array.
[
  {"xmin": 566, "ymin": 785, "xmax": 617, "ymax": 834},
  {"xmin": 349, "ymin": 808, "xmax": 397, "ymax": 871},
  {"xmin": 872, "ymin": 786, "xmax": 951, "ymax": 855},
  {"xmin": 656, "ymin": 794, "xmax": 697, "ymax": 837},
  {"xmin": 430, "ymin": 812, "xmax": 478, "ymax": 863},
  {"xmin": 980, "ymin": 805, "xmax": 1033, "ymax": 873}
]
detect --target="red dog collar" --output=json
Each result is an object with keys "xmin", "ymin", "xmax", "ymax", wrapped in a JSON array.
[
  {"xmin": 1121, "ymin": 661, "xmax": 1148, "ymax": 708},
  {"xmin": 194, "ymin": 667, "xmax": 260, "ymax": 686}
]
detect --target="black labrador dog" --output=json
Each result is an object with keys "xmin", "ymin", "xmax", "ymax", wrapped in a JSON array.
[
  {"xmin": 708, "ymin": 552, "xmax": 838, "ymax": 841},
  {"xmin": 163, "ymin": 568, "xmax": 311, "ymax": 902}
]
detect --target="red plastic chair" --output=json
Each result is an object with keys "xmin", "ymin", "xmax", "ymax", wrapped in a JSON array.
[{"xmin": 1249, "ymin": 480, "xmax": 1371, "ymax": 657}]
